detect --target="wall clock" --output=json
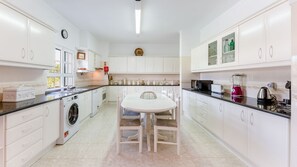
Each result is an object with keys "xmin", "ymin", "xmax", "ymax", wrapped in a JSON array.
[
  {"xmin": 61, "ymin": 29, "xmax": 68, "ymax": 39},
  {"xmin": 134, "ymin": 48, "xmax": 143, "ymax": 56}
]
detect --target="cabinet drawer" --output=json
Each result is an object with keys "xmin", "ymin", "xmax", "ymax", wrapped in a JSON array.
[
  {"xmin": 6, "ymin": 117, "xmax": 42, "ymax": 145},
  {"xmin": 6, "ymin": 106, "xmax": 42, "ymax": 129},
  {"xmin": 6, "ymin": 128, "xmax": 42, "ymax": 161},
  {"xmin": 6, "ymin": 140, "xmax": 42, "ymax": 167}
]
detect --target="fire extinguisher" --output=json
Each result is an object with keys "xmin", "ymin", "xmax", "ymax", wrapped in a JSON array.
[{"xmin": 103, "ymin": 61, "xmax": 109, "ymax": 75}]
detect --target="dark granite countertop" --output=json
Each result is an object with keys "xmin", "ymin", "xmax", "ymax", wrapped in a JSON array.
[
  {"xmin": 108, "ymin": 84, "xmax": 180, "ymax": 86},
  {"xmin": 0, "ymin": 85, "xmax": 108, "ymax": 116},
  {"xmin": 183, "ymin": 88, "xmax": 290, "ymax": 119}
]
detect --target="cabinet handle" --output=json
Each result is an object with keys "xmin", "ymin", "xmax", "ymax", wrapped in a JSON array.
[
  {"xmin": 269, "ymin": 45, "xmax": 273, "ymax": 58},
  {"xmin": 250, "ymin": 113, "xmax": 254, "ymax": 126},
  {"xmin": 21, "ymin": 48, "xmax": 26, "ymax": 59},
  {"xmin": 30, "ymin": 50, "xmax": 34, "ymax": 60},
  {"xmin": 240, "ymin": 110, "xmax": 244, "ymax": 122},
  {"xmin": 22, "ymin": 114, "xmax": 32, "ymax": 120},
  {"xmin": 258, "ymin": 48, "xmax": 262, "ymax": 59}
]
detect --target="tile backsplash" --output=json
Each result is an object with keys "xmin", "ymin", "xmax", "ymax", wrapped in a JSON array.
[{"xmin": 200, "ymin": 66, "xmax": 291, "ymax": 100}]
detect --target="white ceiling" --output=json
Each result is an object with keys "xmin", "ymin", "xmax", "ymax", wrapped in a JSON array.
[{"xmin": 44, "ymin": 0, "xmax": 239, "ymax": 44}]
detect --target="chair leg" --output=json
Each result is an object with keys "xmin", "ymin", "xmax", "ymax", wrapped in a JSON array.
[
  {"xmin": 117, "ymin": 129, "xmax": 121, "ymax": 154},
  {"xmin": 177, "ymin": 130, "xmax": 180, "ymax": 155},
  {"xmin": 139, "ymin": 126, "xmax": 143, "ymax": 153},
  {"xmin": 154, "ymin": 126, "xmax": 157, "ymax": 153}
]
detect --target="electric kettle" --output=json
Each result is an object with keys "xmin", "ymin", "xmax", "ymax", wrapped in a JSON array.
[{"xmin": 257, "ymin": 87, "xmax": 274, "ymax": 104}]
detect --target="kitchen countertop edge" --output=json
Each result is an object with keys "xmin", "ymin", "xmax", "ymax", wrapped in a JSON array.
[{"xmin": 183, "ymin": 88, "xmax": 290, "ymax": 119}]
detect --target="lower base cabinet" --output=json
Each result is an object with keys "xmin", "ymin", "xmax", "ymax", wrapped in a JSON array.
[
  {"xmin": 5, "ymin": 100, "xmax": 60, "ymax": 167},
  {"xmin": 182, "ymin": 90, "xmax": 289, "ymax": 167},
  {"xmin": 78, "ymin": 91, "xmax": 92, "ymax": 122}
]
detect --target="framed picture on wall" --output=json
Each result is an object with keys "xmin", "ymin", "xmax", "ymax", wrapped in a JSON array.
[{"xmin": 77, "ymin": 52, "xmax": 86, "ymax": 60}]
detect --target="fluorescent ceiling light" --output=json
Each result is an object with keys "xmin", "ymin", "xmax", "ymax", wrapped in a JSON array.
[{"xmin": 135, "ymin": 0, "xmax": 141, "ymax": 34}]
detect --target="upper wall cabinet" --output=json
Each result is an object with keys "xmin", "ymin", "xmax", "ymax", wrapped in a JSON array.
[
  {"xmin": 0, "ymin": 3, "xmax": 55, "ymax": 69},
  {"xmin": 191, "ymin": 2, "xmax": 291, "ymax": 73},
  {"xmin": 239, "ymin": 2, "xmax": 291, "ymax": 65},
  {"xmin": 109, "ymin": 56, "xmax": 179, "ymax": 74}
]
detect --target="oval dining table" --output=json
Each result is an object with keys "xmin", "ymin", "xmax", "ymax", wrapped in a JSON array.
[{"xmin": 121, "ymin": 93, "xmax": 176, "ymax": 151}]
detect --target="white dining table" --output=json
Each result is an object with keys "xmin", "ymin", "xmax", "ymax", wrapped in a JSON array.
[{"xmin": 121, "ymin": 93, "xmax": 176, "ymax": 151}]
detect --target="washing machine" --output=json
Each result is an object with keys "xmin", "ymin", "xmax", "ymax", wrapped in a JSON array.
[{"xmin": 57, "ymin": 95, "xmax": 80, "ymax": 144}]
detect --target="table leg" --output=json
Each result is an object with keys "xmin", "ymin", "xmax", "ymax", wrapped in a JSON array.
[{"xmin": 146, "ymin": 113, "xmax": 151, "ymax": 151}]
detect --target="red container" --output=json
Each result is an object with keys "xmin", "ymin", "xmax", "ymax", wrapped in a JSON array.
[{"xmin": 231, "ymin": 86, "xmax": 243, "ymax": 97}]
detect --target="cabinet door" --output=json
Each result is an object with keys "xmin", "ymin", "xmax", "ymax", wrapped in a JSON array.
[
  {"xmin": 43, "ymin": 101, "xmax": 60, "ymax": 148},
  {"xmin": 164, "ymin": 57, "xmax": 179, "ymax": 74},
  {"xmin": 0, "ymin": 3, "xmax": 28, "ymax": 63},
  {"xmin": 220, "ymin": 28, "xmax": 238, "ymax": 66},
  {"xmin": 154, "ymin": 57, "xmax": 164, "ymax": 73},
  {"xmin": 207, "ymin": 97, "xmax": 224, "ymax": 138},
  {"xmin": 109, "ymin": 57, "xmax": 127, "ymax": 74},
  {"xmin": 223, "ymin": 102, "xmax": 248, "ymax": 157},
  {"xmin": 136, "ymin": 57, "xmax": 145, "ymax": 73},
  {"xmin": 28, "ymin": 19, "xmax": 55, "ymax": 67},
  {"xmin": 127, "ymin": 57, "xmax": 137, "ymax": 73},
  {"xmin": 88, "ymin": 51, "xmax": 95, "ymax": 71},
  {"xmin": 239, "ymin": 14, "xmax": 266, "ymax": 65},
  {"xmin": 207, "ymin": 39, "xmax": 219, "ymax": 67},
  {"xmin": 108, "ymin": 86, "xmax": 121, "ymax": 102},
  {"xmin": 247, "ymin": 109, "xmax": 289, "ymax": 167},
  {"xmin": 266, "ymin": 2, "xmax": 291, "ymax": 62},
  {"xmin": 145, "ymin": 57, "xmax": 154, "ymax": 73}
]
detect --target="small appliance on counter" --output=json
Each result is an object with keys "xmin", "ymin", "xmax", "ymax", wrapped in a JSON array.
[
  {"xmin": 257, "ymin": 87, "xmax": 276, "ymax": 105},
  {"xmin": 231, "ymin": 74, "xmax": 244, "ymax": 97},
  {"xmin": 284, "ymin": 81, "xmax": 291, "ymax": 105},
  {"xmin": 211, "ymin": 84, "xmax": 224, "ymax": 94},
  {"xmin": 191, "ymin": 80, "xmax": 198, "ymax": 90},
  {"xmin": 197, "ymin": 80, "xmax": 213, "ymax": 91},
  {"xmin": 3, "ymin": 86, "xmax": 35, "ymax": 102}
]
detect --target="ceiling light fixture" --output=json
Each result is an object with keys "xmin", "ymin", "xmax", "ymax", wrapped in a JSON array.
[{"xmin": 135, "ymin": 0, "xmax": 142, "ymax": 34}]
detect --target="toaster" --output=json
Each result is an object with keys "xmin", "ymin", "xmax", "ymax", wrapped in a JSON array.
[{"xmin": 211, "ymin": 84, "xmax": 224, "ymax": 94}]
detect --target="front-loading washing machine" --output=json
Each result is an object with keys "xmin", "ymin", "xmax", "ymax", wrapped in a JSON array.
[{"xmin": 57, "ymin": 95, "xmax": 80, "ymax": 144}]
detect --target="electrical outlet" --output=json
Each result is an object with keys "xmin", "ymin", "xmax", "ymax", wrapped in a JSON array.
[{"xmin": 267, "ymin": 82, "xmax": 277, "ymax": 90}]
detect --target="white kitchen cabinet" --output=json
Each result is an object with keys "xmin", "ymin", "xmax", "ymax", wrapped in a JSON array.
[
  {"xmin": 109, "ymin": 57, "xmax": 127, "ymax": 74},
  {"xmin": 78, "ymin": 91, "xmax": 92, "ymax": 122},
  {"xmin": 145, "ymin": 57, "xmax": 164, "ymax": 73},
  {"xmin": 239, "ymin": 14, "xmax": 266, "ymax": 65},
  {"xmin": 28, "ymin": 19, "xmax": 55, "ymax": 67},
  {"xmin": 199, "ymin": 43, "xmax": 208, "ymax": 69},
  {"xmin": 220, "ymin": 27, "xmax": 239, "ymax": 66},
  {"xmin": 247, "ymin": 108, "xmax": 289, "ymax": 167},
  {"xmin": 182, "ymin": 90, "xmax": 190, "ymax": 115},
  {"xmin": 108, "ymin": 86, "xmax": 125, "ymax": 102},
  {"xmin": 43, "ymin": 100, "xmax": 60, "ymax": 148},
  {"xmin": 239, "ymin": 2, "xmax": 291, "ymax": 65},
  {"xmin": 87, "ymin": 51, "xmax": 95, "ymax": 71},
  {"xmin": 127, "ymin": 57, "xmax": 146, "ymax": 73},
  {"xmin": 5, "ymin": 105, "xmax": 44, "ymax": 166},
  {"xmin": 0, "ymin": 117, "xmax": 4, "ymax": 167},
  {"xmin": 265, "ymin": 2, "xmax": 291, "ymax": 62},
  {"xmin": 223, "ymin": 102, "xmax": 248, "ymax": 157},
  {"xmin": 0, "ymin": 3, "xmax": 28, "ymax": 64},
  {"xmin": 206, "ymin": 97, "xmax": 223, "ymax": 138},
  {"xmin": 0, "ymin": 3, "xmax": 54, "ymax": 69},
  {"xmin": 207, "ymin": 38, "xmax": 220, "ymax": 68},
  {"xmin": 163, "ymin": 57, "xmax": 179, "ymax": 74}
]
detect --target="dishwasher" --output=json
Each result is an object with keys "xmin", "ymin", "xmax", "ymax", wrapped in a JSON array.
[{"xmin": 91, "ymin": 88, "xmax": 102, "ymax": 117}]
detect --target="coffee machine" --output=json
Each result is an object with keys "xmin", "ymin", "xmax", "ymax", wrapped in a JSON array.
[{"xmin": 231, "ymin": 74, "xmax": 244, "ymax": 97}]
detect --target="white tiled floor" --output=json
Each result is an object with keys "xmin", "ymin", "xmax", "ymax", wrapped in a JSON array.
[{"xmin": 33, "ymin": 103, "xmax": 247, "ymax": 167}]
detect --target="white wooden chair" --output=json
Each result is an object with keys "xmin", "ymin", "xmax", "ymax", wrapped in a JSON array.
[
  {"xmin": 122, "ymin": 87, "xmax": 141, "ymax": 119},
  {"xmin": 154, "ymin": 97, "xmax": 180, "ymax": 155},
  {"xmin": 154, "ymin": 90, "xmax": 175, "ymax": 120},
  {"xmin": 116, "ymin": 96, "xmax": 143, "ymax": 154}
]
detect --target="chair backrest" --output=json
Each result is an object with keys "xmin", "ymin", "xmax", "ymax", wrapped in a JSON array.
[
  {"xmin": 174, "ymin": 96, "xmax": 180, "ymax": 127},
  {"xmin": 140, "ymin": 91, "xmax": 157, "ymax": 99},
  {"xmin": 116, "ymin": 96, "xmax": 123, "ymax": 126}
]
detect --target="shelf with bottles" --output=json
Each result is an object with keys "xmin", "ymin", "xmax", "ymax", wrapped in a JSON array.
[
  {"xmin": 208, "ymin": 40, "xmax": 218, "ymax": 66},
  {"xmin": 221, "ymin": 32, "xmax": 236, "ymax": 64}
]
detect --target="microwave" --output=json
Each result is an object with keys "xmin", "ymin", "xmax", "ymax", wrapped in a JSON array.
[{"xmin": 197, "ymin": 80, "xmax": 213, "ymax": 91}]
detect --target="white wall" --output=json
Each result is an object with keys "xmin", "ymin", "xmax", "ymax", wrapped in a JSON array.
[{"xmin": 109, "ymin": 43, "xmax": 179, "ymax": 57}]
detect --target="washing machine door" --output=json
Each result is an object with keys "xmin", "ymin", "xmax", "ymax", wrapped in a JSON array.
[{"xmin": 67, "ymin": 103, "xmax": 79, "ymax": 126}]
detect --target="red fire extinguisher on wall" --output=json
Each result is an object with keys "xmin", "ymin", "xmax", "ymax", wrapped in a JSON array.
[{"xmin": 103, "ymin": 61, "xmax": 109, "ymax": 75}]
